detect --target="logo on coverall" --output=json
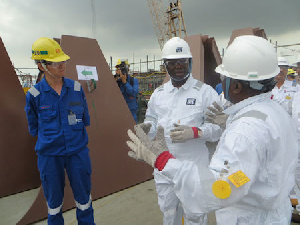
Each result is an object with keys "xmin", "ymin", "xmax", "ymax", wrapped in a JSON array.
[{"xmin": 186, "ymin": 98, "xmax": 196, "ymax": 105}]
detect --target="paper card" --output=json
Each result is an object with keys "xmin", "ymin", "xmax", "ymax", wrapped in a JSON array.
[
  {"xmin": 76, "ymin": 65, "xmax": 98, "ymax": 81},
  {"xmin": 228, "ymin": 170, "xmax": 250, "ymax": 188}
]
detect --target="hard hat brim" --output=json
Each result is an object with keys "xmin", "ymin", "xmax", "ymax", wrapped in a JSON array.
[
  {"xmin": 162, "ymin": 54, "xmax": 192, "ymax": 59},
  {"xmin": 215, "ymin": 64, "xmax": 280, "ymax": 81},
  {"xmin": 31, "ymin": 54, "xmax": 70, "ymax": 62}
]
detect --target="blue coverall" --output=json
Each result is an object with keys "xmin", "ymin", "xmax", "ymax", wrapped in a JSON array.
[
  {"xmin": 118, "ymin": 75, "xmax": 139, "ymax": 122},
  {"xmin": 25, "ymin": 77, "xmax": 95, "ymax": 225}
]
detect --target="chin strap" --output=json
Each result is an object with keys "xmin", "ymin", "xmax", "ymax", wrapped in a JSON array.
[
  {"xmin": 41, "ymin": 63, "xmax": 60, "ymax": 79},
  {"xmin": 169, "ymin": 72, "xmax": 191, "ymax": 82},
  {"xmin": 225, "ymin": 77, "xmax": 231, "ymax": 102}
]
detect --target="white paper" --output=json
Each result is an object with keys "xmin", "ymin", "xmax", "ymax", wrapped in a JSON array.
[{"xmin": 76, "ymin": 65, "xmax": 98, "ymax": 81}]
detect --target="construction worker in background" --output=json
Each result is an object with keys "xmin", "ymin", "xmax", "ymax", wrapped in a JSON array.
[
  {"xmin": 126, "ymin": 35, "xmax": 298, "ymax": 224},
  {"xmin": 271, "ymin": 56, "xmax": 300, "ymax": 114},
  {"xmin": 134, "ymin": 37, "xmax": 222, "ymax": 225},
  {"xmin": 25, "ymin": 37, "xmax": 95, "ymax": 225},
  {"xmin": 271, "ymin": 58, "xmax": 300, "ymax": 221},
  {"xmin": 296, "ymin": 57, "xmax": 300, "ymax": 84},
  {"xmin": 291, "ymin": 91, "xmax": 300, "ymax": 222},
  {"xmin": 297, "ymin": 57, "xmax": 300, "ymax": 75},
  {"xmin": 115, "ymin": 59, "xmax": 139, "ymax": 123},
  {"xmin": 287, "ymin": 68, "xmax": 297, "ymax": 82}
]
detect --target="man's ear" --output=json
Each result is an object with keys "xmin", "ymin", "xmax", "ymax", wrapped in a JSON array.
[
  {"xmin": 37, "ymin": 63, "xmax": 45, "ymax": 72},
  {"xmin": 232, "ymin": 81, "xmax": 243, "ymax": 94}
]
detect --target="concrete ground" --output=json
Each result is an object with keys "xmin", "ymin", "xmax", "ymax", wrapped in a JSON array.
[{"xmin": 1, "ymin": 179, "xmax": 299, "ymax": 224}]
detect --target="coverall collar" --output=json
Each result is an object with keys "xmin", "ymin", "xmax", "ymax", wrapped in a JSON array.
[
  {"xmin": 165, "ymin": 74, "xmax": 194, "ymax": 92},
  {"xmin": 40, "ymin": 77, "xmax": 72, "ymax": 93},
  {"xmin": 224, "ymin": 92, "xmax": 272, "ymax": 116},
  {"xmin": 40, "ymin": 77, "xmax": 51, "ymax": 92}
]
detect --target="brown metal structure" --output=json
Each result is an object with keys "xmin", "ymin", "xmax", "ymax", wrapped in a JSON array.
[
  {"xmin": 0, "ymin": 37, "xmax": 40, "ymax": 198},
  {"xmin": 228, "ymin": 27, "xmax": 267, "ymax": 46},
  {"xmin": 201, "ymin": 35, "xmax": 223, "ymax": 88},
  {"xmin": 16, "ymin": 35, "xmax": 153, "ymax": 224}
]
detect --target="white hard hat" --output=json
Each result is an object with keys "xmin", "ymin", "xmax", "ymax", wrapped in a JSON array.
[
  {"xmin": 277, "ymin": 57, "xmax": 289, "ymax": 67},
  {"xmin": 215, "ymin": 35, "xmax": 279, "ymax": 81},
  {"xmin": 162, "ymin": 37, "xmax": 192, "ymax": 59}
]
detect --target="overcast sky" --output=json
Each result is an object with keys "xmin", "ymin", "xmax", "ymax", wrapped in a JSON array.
[{"xmin": 1, "ymin": 0, "xmax": 300, "ymax": 76}]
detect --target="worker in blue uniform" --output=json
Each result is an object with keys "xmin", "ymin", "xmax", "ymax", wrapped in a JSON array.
[
  {"xmin": 25, "ymin": 37, "xmax": 95, "ymax": 225},
  {"xmin": 115, "ymin": 59, "xmax": 139, "ymax": 123}
]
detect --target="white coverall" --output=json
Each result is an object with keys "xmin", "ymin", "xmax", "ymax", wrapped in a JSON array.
[
  {"xmin": 145, "ymin": 75, "xmax": 222, "ymax": 225},
  {"xmin": 271, "ymin": 80, "xmax": 300, "ymax": 114},
  {"xmin": 155, "ymin": 93, "xmax": 298, "ymax": 225},
  {"xmin": 272, "ymin": 80, "xmax": 300, "ymax": 210},
  {"xmin": 291, "ymin": 92, "xmax": 300, "ymax": 211}
]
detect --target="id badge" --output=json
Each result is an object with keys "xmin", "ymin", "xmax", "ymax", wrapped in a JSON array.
[{"xmin": 68, "ymin": 114, "xmax": 77, "ymax": 125}]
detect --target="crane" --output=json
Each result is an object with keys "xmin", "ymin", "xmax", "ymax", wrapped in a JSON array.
[
  {"xmin": 166, "ymin": 1, "xmax": 187, "ymax": 40},
  {"xmin": 147, "ymin": 0, "xmax": 187, "ymax": 50}
]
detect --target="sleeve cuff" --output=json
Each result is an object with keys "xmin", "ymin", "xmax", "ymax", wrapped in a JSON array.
[
  {"xmin": 192, "ymin": 127, "xmax": 201, "ymax": 138},
  {"xmin": 154, "ymin": 151, "xmax": 175, "ymax": 171}
]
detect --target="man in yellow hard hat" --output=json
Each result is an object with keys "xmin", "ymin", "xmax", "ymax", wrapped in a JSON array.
[
  {"xmin": 25, "ymin": 37, "xmax": 95, "ymax": 224},
  {"xmin": 114, "ymin": 58, "xmax": 139, "ymax": 123},
  {"xmin": 287, "ymin": 68, "xmax": 297, "ymax": 82}
]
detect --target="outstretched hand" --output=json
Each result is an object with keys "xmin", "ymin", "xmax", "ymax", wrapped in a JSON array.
[
  {"xmin": 134, "ymin": 123, "xmax": 152, "ymax": 135},
  {"xmin": 205, "ymin": 102, "xmax": 228, "ymax": 129},
  {"xmin": 126, "ymin": 125, "xmax": 168, "ymax": 167}
]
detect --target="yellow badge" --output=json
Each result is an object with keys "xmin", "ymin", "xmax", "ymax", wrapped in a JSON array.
[
  {"xmin": 228, "ymin": 170, "xmax": 250, "ymax": 188},
  {"xmin": 212, "ymin": 180, "xmax": 231, "ymax": 199},
  {"xmin": 286, "ymin": 95, "xmax": 291, "ymax": 100}
]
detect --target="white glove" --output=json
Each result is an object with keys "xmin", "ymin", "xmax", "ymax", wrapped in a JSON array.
[
  {"xmin": 127, "ymin": 125, "xmax": 168, "ymax": 167},
  {"xmin": 135, "ymin": 123, "xmax": 152, "ymax": 135},
  {"xmin": 170, "ymin": 123, "xmax": 201, "ymax": 143},
  {"xmin": 205, "ymin": 102, "xmax": 228, "ymax": 129}
]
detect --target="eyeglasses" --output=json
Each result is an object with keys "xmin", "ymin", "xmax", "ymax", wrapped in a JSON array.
[
  {"xmin": 45, "ymin": 60, "xmax": 68, "ymax": 68},
  {"xmin": 164, "ymin": 58, "xmax": 189, "ymax": 67}
]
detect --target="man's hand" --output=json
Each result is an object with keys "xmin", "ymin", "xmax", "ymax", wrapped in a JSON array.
[
  {"xmin": 205, "ymin": 102, "xmax": 228, "ymax": 129},
  {"xmin": 120, "ymin": 71, "xmax": 127, "ymax": 83},
  {"xmin": 170, "ymin": 124, "xmax": 201, "ymax": 143},
  {"xmin": 126, "ymin": 125, "xmax": 168, "ymax": 167}
]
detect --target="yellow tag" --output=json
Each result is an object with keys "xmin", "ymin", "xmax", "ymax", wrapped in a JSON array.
[
  {"xmin": 212, "ymin": 180, "xmax": 231, "ymax": 199},
  {"xmin": 286, "ymin": 95, "xmax": 291, "ymax": 100},
  {"xmin": 228, "ymin": 170, "xmax": 250, "ymax": 188}
]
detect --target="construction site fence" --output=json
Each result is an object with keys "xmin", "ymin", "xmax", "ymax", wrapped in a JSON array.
[{"xmin": 134, "ymin": 72, "xmax": 166, "ymax": 94}]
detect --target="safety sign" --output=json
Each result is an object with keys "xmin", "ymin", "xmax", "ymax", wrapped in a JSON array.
[{"xmin": 76, "ymin": 65, "xmax": 99, "ymax": 81}]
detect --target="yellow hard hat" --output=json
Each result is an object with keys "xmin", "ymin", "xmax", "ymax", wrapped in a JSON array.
[
  {"xmin": 116, "ymin": 59, "xmax": 129, "ymax": 67},
  {"xmin": 31, "ymin": 37, "xmax": 70, "ymax": 62},
  {"xmin": 288, "ymin": 68, "xmax": 295, "ymax": 75}
]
